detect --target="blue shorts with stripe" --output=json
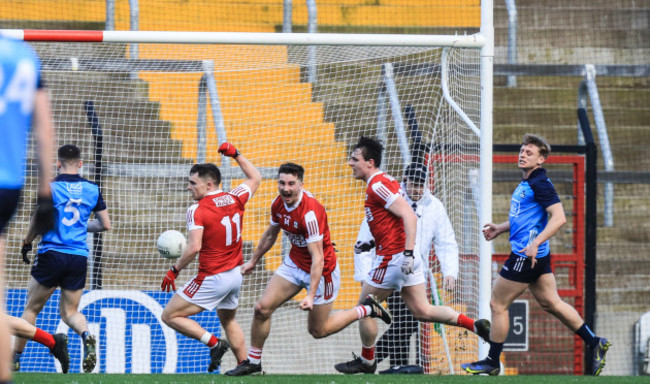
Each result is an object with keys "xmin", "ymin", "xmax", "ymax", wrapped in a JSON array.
[
  {"xmin": 499, "ymin": 251, "xmax": 552, "ymax": 283},
  {"xmin": 31, "ymin": 250, "xmax": 88, "ymax": 290}
]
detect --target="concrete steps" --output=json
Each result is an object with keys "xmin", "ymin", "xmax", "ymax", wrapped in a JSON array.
[
  {"xmin": 495, "ymin": 107, "xmax": 646, "ymax": 127},
  {"xmin": 494, "ymin": 7, "xmax": 649, "ymax": 30},
  {"xmin": 493, "ymin": 3, "xmax": 649, "ymax": 64}
]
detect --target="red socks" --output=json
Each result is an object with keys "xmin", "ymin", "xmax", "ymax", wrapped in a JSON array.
[
  {"xmin": 33, "ymin": 328, "xmax": 55, "ymax": 349},
  {"xmin": 361, "ymin": 345, "xmax": 375, "ymax": 361},
  {"xmin": 456, "ymin": 313, "xmax": 475, "ymax": 331}
]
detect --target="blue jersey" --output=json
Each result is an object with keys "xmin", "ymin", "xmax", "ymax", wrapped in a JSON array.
[
  {"xmin": 0, "ymin": 36, "xmax": 43, "ymax": 189},
  {"xmin": 38, "ymin": 174, "xmax": 107, "ymax": 257},
  {"xmin": 509, "ymin": 168, "xmax": 561, "ymax": 258}
]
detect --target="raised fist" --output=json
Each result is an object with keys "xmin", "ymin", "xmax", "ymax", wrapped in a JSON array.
[{"xmin": 218, "ymin": 142, "xmax": 240, "ymax": 158}]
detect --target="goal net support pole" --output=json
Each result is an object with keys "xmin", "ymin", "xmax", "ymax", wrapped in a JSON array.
[{"xmin": 479, "ymin": 0, "xmax": 495, "ymax": 360}]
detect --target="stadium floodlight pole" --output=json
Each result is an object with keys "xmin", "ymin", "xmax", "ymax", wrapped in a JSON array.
[
  {"xmin": 0, "ymin": 30, "xmax": 486, "ymax": 47},
  {"xmin": 479, "ymin": 0, "xmax": 494, "ymax": 360}
]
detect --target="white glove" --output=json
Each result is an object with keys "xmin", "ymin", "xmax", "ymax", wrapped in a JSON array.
[{"xmin": 401, "ymin": 250, "xmax": 415, "ymax": 274}]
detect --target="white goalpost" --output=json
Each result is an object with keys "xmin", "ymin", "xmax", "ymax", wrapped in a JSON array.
[{"xmin": 1, "ymin": 10, "xmax": 493, "ymax": 374}]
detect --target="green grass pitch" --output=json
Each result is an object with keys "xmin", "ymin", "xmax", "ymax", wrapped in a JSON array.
[{"xmin": 11, "ymin": 373, "xmax": 648, "ymax": 384}]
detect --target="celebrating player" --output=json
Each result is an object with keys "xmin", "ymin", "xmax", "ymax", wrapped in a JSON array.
[
  {"xmin": 14, "ymin": 144, "xmax": 110, "ymax": 373},
  {"xmin": 354, "ymin": 162, "xmax": 460, "ymax": 374},
  {"xmin": 461, "ymin": 134, "xmax": 610, "ymax": 376},
  {"xmin": 225, "ymin": 162, "xmax": 391, "ymax": 376},
  {"xmin": 335, "ymin": 137, "xmax": 490, "ymax": 374},
  {"xmin": 5, "ymin": 314, "xmax": 69, "ymax": 373},
  {"xmin": 160, "ymin": 143, "xmax": 261, "ymax": 373},
  {"xmin": 0, "ymin": 33, "xmax": 56, "ymax": 383}
]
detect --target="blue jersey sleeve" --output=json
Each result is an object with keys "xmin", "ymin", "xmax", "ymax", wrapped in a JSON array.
[
  {"xmin": 529, "ymin": 176, "xmax": 561, "ymax": 209},
  {"xmin": 0, "ymin": 38, "xmax": 42, "ymax": 189},
  {"xmin": 94, "ymin": 191, "xmax": 107, "ymax": 212}
]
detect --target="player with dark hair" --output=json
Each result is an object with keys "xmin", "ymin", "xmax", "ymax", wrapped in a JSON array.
[
  {"xmin": 225, "ymin": 162, "xmax": 391, "ymax": 376},
  {"xmin": 336, "ymin": 136, "xmax": 489, "ymax": 374},
  {"xmin": 14, "ymin": 144, "xmax": 110, "ymax": 373},
  {"xmin": 0, "ymin": 33, "xmax": 56, "ymax": 383},
  {"xmin": 354, "ymin": 162, "xmax": 460, "ymax": 374},
  {"xmin": 160, "ymin": 143, "xmax": 261, "ymax": 373},
  {"xmin": 461, "ymin": 134, "xmax": 610, "ymax": 376},
  {"xmin": 5, "ymin": 314, "xmax": 69, "ymax": 373}
]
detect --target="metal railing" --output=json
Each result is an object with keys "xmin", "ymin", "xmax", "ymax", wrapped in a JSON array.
[
  {"xmin": 578, "ymin": 64, "xmax": 615, "ymax": 227},
  {"xmin": 376, "ymin": 62, "xmax": 411, "ymax": 167},
  {"xmin": 504, "ymin": 0, "xmax": 517, "ymax": 87}
]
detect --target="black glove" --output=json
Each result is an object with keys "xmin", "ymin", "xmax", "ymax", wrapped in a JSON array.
[
  {"xmin": 21, "ymin": 242, "xmax": 33, "ymax": 264},
  {"xmin": 354, "ymin": 239, "xmax": 375, "ymax": 254},
  {"xmin": 34, "ymin": 196, "xmax": 56, "ymax": 235}
]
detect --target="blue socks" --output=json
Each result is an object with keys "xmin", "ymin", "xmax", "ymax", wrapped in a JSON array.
[
  {"xmin": 576, "ymin": 323, "xmax": 599, "ymax": 348},
  {"xmin": 487, "ymin": 342, "xmax": 504, "ymax": 365}
]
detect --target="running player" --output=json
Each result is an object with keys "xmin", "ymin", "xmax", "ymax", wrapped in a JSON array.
[
  {"xmin": 461, "ymin": 134, "xmax": 610, "ymax": 376},
  {"xmin": 225, "ymin": 162, "xmax": 391, "ymax": 376},
  {"xmin": 335, "ymin": 136, "xmax": 490, "ymax": 374},
  {"xmin": 14, "ymin": 144, "xmax": 110, "ymax": 373},
  {"xmin": 354, "ymin": 162, "xmax": 460, "ymax": 374},
  {"xmin": 160, "ymin": 142, "xmax": 261, "ymax": 373}
]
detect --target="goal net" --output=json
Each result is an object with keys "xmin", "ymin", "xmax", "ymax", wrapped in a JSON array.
[{"xmin": 4, "ymin": 32, "xmax": 483, "ymax": 374}]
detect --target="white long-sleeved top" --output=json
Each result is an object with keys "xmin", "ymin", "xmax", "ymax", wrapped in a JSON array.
[{"xmin": 355, "ymin": 184, "xmax": 459, "ymax": 279}]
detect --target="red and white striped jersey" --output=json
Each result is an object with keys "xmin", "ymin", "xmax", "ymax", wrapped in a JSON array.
[
  {"xmin": 365, "ymin": 171, "xmax": 405, "ymax": 257},
  {"xmin": 186, "ymin": 184, "xmax": 252, "ymax": 275},
  {"xmin": 269, "ymin": 190, "xmax": 337, "ymax": 275}
]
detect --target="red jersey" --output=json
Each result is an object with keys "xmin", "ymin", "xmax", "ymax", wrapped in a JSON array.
[
  {"xmin": 365, "ymin": 171, "xmax": 405, "ymax": 257},
  {"xmin": 186, "ymin": 184, "xmax": 252, "ymax": 275},
  {"xmin": 269, "ymin": 190, "xmax": 337, "ymax": 275}
]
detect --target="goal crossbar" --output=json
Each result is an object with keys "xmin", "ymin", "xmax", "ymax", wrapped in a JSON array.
[{"xmin": 0, "ymin": 29, "xmax": 486, "ymax": 48}]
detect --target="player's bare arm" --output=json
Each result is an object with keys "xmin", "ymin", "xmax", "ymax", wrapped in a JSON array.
[
  {"xmin": 386, "ymin": 196, "xmax": 417, "ymax": 251},
  {"xmin": 234, "ymin": 154, "xmax": 262, "ymax": 195},
  {"xmin": 87, "ymin": 209, "xmax": 111, "ymax": 232},
  {"xmin": 301, "ymin": 240, "xmax": 325, "ymax": 311},
  {"xmin": 22, "ymin": 214, "xmax": 38, "ymax": 245},
  {"xmin": 482, "ymin": 221, "xmax": 509, "ymax": 241},
  {"xmin": 242, "ymin": 224, "xmax": 281, "ymax": 274},
  {"xmin": 173, "ymin": 228, "xmax": 203, "ymax": 272}
]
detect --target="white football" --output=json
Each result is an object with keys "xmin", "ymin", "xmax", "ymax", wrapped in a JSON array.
[{"xmin": 157, "ymin": 230, "xmax": 187, "ymax": 259}]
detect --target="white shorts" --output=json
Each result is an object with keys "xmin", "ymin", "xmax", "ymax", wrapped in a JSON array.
[
  {"xmin": 364, "ymin": 251, "xmax": 425, "ymax": 291},
  {"xmin": 275, "ymin": 257, "xmax": 340, "ymax": 305},
  {"xmin": 177, "ymin": 266, "xmax": 242, "ymax": 311},
  {"xmin": 354, "ymin": 250, "xmax": 373, "ymax": 282}
]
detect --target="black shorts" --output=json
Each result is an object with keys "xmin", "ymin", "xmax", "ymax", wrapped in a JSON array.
[
  {"xmin": 499, "ymin": 252, "xmax": 553, "ymax": 284},
  {"xmin": 31, "ymin": 250, "xmax": 88, "ymax": 290},
  {"xmin": 0, "ymin": 188, "xmax": 21, "ymax": 235}
]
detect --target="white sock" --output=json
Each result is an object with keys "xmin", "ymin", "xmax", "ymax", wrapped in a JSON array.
[
  {"xmin": 199, "ymin": 332, "xmax": 213, "ymax": 346},
  {"xmin": 248, "ymin": 346, "xmax": 263, "ymax": 364}
]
